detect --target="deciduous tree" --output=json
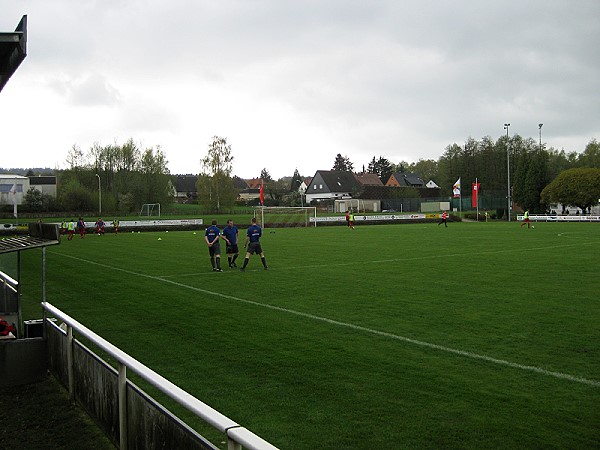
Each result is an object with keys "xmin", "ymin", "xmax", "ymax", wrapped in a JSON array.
[{"xmin": 541, "ymin": 168, "xmax": 600, "ymax": 212}]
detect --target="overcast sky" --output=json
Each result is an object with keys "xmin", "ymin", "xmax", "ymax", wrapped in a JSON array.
[{"xmin": 1, "ymin": 1, "xmax": 599, "ymax": 179}]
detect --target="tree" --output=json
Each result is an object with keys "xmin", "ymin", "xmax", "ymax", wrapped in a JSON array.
[
  {"xmin": 197, "ymin": 136, "xmax": 236, "ymax": 212},
  {"xmin": 290, "ymin": 168, "xmax": 303, "ymax": 192},
  {"xmin": 578, "ymin": 139, "xmax": 600, "ymax": 168},
  {"xmin": 24, "ymin": 187, "xmax": 43, "ymax": 210},
  {"xmin": 66, "ymin": 144, "xmax": 84, "ymax": 169},
  {"xmin": 412, "ymin": 159, "xmax": 439, "ymax": 184},
  {"xmin": 260, "ymin": 168, "xmax": 273, "ymax": 183},
  {"xmin": 513, "ymin": 149, "xmax": 549, "ymax": 212},
  {"xmin": 202, "ymin": 136, "xmax": 234, "ymax": 176},
  {"xmin": 332, "ymin": 153, "xmax": 354, "ymax": 172},
  {"xmin": 367, "ymin": 156, "xmax": 393, "ymax": 183},
  {"xmin": 541, "ymin": 168, "xmax": 600, "ymax": 212}
]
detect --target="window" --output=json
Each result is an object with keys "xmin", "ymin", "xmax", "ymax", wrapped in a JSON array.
[
  {"xmin": 0, "ymin": 184, "xmax": 23, "ymax": 193},
  {"xmin": 319, "ymin": 184, "xmax": 323, "ymax": 189}
]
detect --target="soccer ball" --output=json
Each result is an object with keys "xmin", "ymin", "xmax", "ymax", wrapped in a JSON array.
[{"xmin": 532, "ymin": 225, "xmax": 535, "ymax": 229}]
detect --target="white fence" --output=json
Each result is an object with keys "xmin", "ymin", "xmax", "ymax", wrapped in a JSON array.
[
  {"xmin": 310, "ymin": 213, "xmax": 427, "ymax": 223},
  {"xmin": 517, "ymin": 215, "xmax": 600, "ymax": 222},
  {"xmin": 42, "ymin": 302, "xmax": 278, "ymax": 450}
]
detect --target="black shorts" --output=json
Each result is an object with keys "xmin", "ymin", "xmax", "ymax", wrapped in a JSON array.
[
  {"xmin": 226, "ymin": 244, "xmax": 239, "ymax": 255},
  {"xmin": 208, "ymin": 242, "xmax": 221, "ymax": 257},
  {"xmin": 247, "ymin": 241, "xmax": 263, "ymax": 255}
]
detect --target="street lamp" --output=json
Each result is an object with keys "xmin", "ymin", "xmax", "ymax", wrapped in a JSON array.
[
  {"xmin": 95, "ymin": 173, "xmax": 102, "ymax": 215},
  {"xmin": 538, "ymin": 123, "xmax": 543, "ymax": 150},
  {"xmin": 504, "ymin": 123, "xmax": 511, "ymax": 222}
]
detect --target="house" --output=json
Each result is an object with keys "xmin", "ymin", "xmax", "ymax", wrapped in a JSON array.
[
  {"xmin": 305, "ymin": 170, "xmax": 360, "ymax": 204},
  {"xmin": 246, "ymin": 178, "xmax": 263, "ymax": 189},
  {"xmin": 29, "ymin": 175, "xmax": 57, "ymax": 197},
  {"xmin": 0, "ymin": 174, "xmax": 28, "ymax": 206},
  {"xmin": 354, "ymin": 173, "xmax": 384, "ymax": 186},
  {"xmin": 298, "ymin": 178, "xmax": 313, "ymax": 195},
  {"xmin": 238, "ymin": 188, "xmax": 261, "ymax": 202},
  {"xmin": 386, "ymin": 172, "xmax": 425, "ymax": 188},
  {"xmin": 173, "ymin": 175, "xmax": 198, "ymax": 203}
]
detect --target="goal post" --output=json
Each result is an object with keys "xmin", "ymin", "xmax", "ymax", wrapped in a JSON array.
[
  {"xmin": 254, "ymin": 206, "xmax": 317, "ymax": 228},
  {"xmin": 140, "ymin": 203, "xmax": 161, "ymax": 217}
]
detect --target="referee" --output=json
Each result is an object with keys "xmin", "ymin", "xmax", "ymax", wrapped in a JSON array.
[{"xmin": 240, "ymin": 217, "xmax": 268, "ymax": 271}]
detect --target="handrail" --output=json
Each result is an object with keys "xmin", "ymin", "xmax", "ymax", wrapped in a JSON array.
[{"xmin": 42, "ymin": 302, "xmax": 279, "ymax": 450}]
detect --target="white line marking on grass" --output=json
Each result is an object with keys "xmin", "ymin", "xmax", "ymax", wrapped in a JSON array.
[{"xmin": 54, "ymin": 252, "xmax": 600, "ymax": 389}]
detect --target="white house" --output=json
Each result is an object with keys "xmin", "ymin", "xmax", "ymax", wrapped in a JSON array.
[{"xmin": 0, "ymin": 174, "xmax": 29, "ymax": 206}]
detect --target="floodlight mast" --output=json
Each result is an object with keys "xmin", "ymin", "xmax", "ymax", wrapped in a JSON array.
[
  {"xmin": 95, "ymin": 173, "xmax": 102, "ymax": 215},
  {"xmin": 539, "ymin": 123, "xmax": 543, "ymax": 150},
  {"xmin": 504, "ymin": 124, "xmax": 510, "ymax": 222}
]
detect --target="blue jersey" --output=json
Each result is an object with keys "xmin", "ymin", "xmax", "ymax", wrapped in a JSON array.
[
  {"xmin": 205, "ymin": 225, "xmax": 220, "ymax": 244},
  {"xmin": 222, "ymin": 225, "xmax": 238, "ymax": 244},
  {"xmin": 247, "ymin": 224, "xmax": 262, "ymax": 243}
]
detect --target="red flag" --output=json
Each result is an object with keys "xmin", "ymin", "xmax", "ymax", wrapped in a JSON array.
[
  {"xmin": 259, "ymin": 182, "xmax": 265, "ymax": 206},
  {"xmin": 471, "ymin": 182, "xmax": 480, "ymax": 208}
]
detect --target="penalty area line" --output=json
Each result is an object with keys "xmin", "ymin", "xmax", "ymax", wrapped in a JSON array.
[{"xmin": 53, "ymin": 252, "xmax": 600, "ymax": 389}]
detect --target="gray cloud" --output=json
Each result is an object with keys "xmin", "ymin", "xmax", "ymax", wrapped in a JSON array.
[{"xmin": 1, "ymin": 0, "xmax": 599, "ymax": 177}]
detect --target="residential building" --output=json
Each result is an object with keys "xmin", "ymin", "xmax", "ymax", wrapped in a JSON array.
[
  {"xmin": 305, "ymin": 170, "xmax": 360, "ymax": 204},
  {"xmin": 354, "ymin": 172, "xmax": 384, "ymax": 187},
  {"xmin": 386, "ymin": 172, "xmax": 426, "ymax": 187}
]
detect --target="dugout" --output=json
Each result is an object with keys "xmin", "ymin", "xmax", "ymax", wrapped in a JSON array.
[
  {"xmin": 0, "ymin": 15, "xmax": 27, "ymax": 93},
  {"xmin": 0, "ymin": 222, "xmax": 60, "ymax": 387}
]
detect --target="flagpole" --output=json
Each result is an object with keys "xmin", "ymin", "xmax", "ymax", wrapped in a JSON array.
[{"xmin": 475, "ymin": 177, "xmax": 479, "ymax": 221}]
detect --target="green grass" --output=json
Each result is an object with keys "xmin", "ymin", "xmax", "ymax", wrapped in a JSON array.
[{"xmin": 15, "ymin": 222, "xmax": 600, "ymax": 449}]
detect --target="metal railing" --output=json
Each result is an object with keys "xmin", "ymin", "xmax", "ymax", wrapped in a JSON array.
[{"xmin": 42, "ymin": 302, "xmax": 279, "ymax": 450}]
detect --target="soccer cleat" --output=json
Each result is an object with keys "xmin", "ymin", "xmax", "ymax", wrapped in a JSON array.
[
  {"xmin": 240, "ymin": 268, "xmax": 245, "ymax": 272},
  {"xmin": 216, "ymin": 268, "xmax": 223, "ymax": 272},
  {"xmin": 232, "ymin": 262, "xmax": 238, "ymax": 268}
]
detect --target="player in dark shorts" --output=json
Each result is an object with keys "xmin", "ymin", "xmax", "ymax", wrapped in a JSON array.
[
  {"xmin": 204, "ymin": 219, "xmax": 223, "ymax": 272},
  {"xmin": 240, "ymin": 217, "xmax": 268, "ymax": 272},
  {"xmin": 221, "ymin": 219, "xmax": 240, "ymax": 268}
]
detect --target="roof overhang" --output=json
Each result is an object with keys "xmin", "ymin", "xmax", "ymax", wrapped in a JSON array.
[
  {"xmin": 0, "ymin": 223, "xmax": 60, "ymax": 254},
  {"xmin": 0, "ymin": 15, "xmax": 27, "ymax": 93}
]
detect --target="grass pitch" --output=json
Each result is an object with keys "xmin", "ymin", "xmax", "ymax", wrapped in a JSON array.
[{"xmin": 16, "ymin": 221, "xmax": 600, "ymax": 449}]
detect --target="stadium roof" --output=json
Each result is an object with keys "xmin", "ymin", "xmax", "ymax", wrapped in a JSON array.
[
  {"xmin": 0, "ymin": 223, "xmax": 60, "ymax": 254},
  {"xmin": 0, "ymin": 15, "xmax": 27, "ymax": 93}
]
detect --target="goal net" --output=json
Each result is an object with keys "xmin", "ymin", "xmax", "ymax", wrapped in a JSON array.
[
  {"xmin": 139, "ymin": 203, "xmax": 161, "ymax": 217},
  {"xmin": 254, "ymin": 206, "xmax": 317, "ymax": 228}
]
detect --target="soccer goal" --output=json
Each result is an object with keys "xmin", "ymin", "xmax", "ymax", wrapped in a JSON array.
[
  {"xmin": 254, "ymin": 206, "xmax": 317, "ymax": 228},
  {"xmin": 139, "ymin": 203, "xmax": 161, "ymax": 217}
]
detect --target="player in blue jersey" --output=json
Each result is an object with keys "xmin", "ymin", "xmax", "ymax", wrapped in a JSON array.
[
  {"xmin": 240, "ymin": 217, "xmax": 268, "ymax": 272},
  {"xmin": 204, "ymin": 220, "xmax": 223, "ymax": 272},
  {"xmin": 221, "ymin": 219, "xmax": 240, "ymax": 269}
]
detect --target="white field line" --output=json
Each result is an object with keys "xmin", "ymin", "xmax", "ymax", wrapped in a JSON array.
[{"xmin": 53, "ymin": 252, "xmax": 600, "ymax": 389}]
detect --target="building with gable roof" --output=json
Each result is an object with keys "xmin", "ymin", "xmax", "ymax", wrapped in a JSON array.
[
  {"xmin": 385, "ymin": 172, "xmax": 425, "ymax": 188},
  {"xmin": 354, "ymin": 172, "xmax": 384, "ymax": 186},
  {"xmin": 305, "ymin": 170, "xmax": 360, "ymax": 204}
]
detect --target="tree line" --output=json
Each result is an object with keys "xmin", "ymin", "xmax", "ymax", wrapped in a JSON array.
[
  {"xmin": 6, "ymin": 133, "xmax": 600, "ymax": 216},
  {"xmin": 19, "ymin": 138, "xmax": 172, "ymax": 215},
  {"xmin": 328, "ymin": 136, "xmax": 600, "ymax": 213}
]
